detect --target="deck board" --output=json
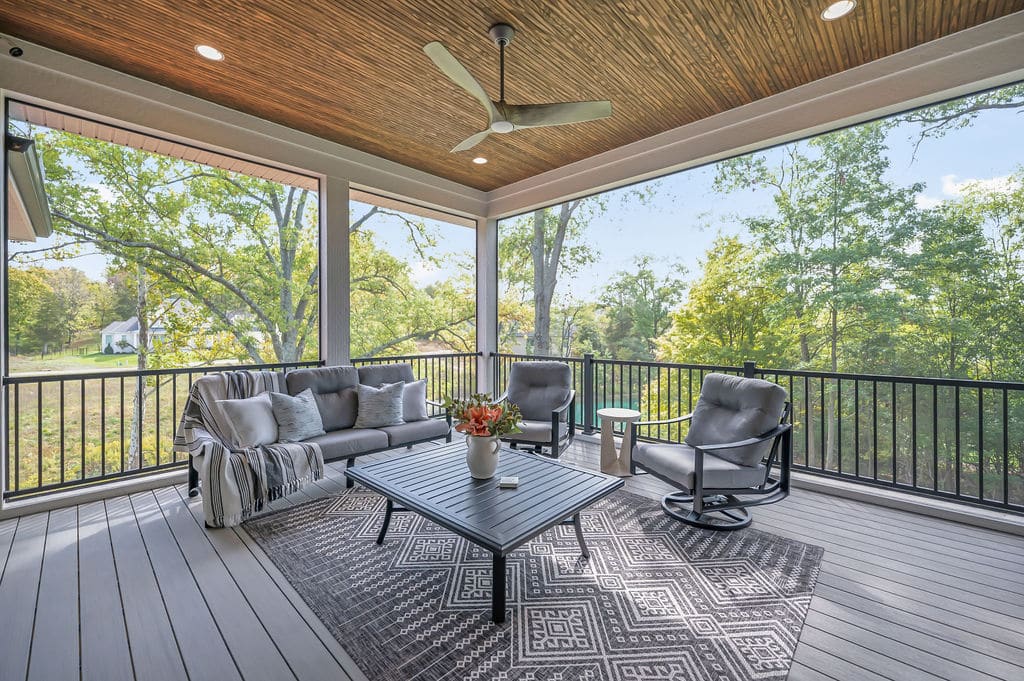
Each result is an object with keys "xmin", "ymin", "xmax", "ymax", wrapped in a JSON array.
[
  {"xmin": 78, "ymin": 501, "xmax": 134, "ymax": 681},
  {"xmin": 2, "ymin": 437, "xmax": 1023, "ymax": 681},
  {"xmin": 27, "ymin": 507, "xmax": 79, "ymax": 681},
  {"xmin": 128, "ymin": 491, "xmax": 242, "ymax": 681},
  {"xmin": 0, "ymin": 513, "xmax": 46, "ymax": 681},
  {"xmin": 105, "ymin": 495, "xmax": 189, "ymax": 681}
]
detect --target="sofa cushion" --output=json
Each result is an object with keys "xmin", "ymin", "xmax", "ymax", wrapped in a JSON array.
[
  {"xmin": 285, "ymin": 366, "xmax": 359, "ymax": 431},
  {"xmin": 402, "ymin": 379, "xmax": 428, "ymax": 422},
  {"xmin": 215, "ymin": 393, "xmax": 277, "ymax": 448},
  {"xmin": 354, "ymin": 382, "xmax": 405, "ymax": 428},
  {"xmin": 269, "ymin": 389, "xmax": 326, "ymax": 442},
  {"xmin": 503, "ymin": 419, "xmax": 567, "ymax": 444},
  {"xmin": 634, "ymin": 442, "xmax": 767, "ymax": 490},
  {"xmin": 357, "ymin": 363, "xmax": 415, "ymax": 387},
  {"xmin": 506, "ymin": 361, "xmax": 573, "ymax": 421},
  {"xmin": 304, "ymin": 428, "xmax": 389, "ymax": 460},
  {"xmin": 377, "ymin": 418, "xmax": 450, "ymax": 447},
  {"xmin": 684, "ymin": 373, "xmax": 787, "ymax": 468}
]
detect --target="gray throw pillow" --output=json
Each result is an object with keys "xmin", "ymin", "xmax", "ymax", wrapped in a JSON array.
[
  {"xmin": 402, "ymin": 379, "xmax": 428, "ymax": 422},
  {"xmin": 216, "ymin": 393, "xmax": 278, "ymax": 449},
  {"xmin": 269, "ymin": 388, "xmax": 326, "ymax": 442},
  {"xmin": 354, "ymin": 381, "xmax": 405, "ymax": 428}
]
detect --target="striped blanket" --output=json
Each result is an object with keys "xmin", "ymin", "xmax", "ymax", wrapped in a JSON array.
[{"xmin": 173, "ymin": 370, "xmax": 324, "ymax": 528}]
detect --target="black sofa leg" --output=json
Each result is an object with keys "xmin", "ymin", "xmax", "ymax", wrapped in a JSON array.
[
  {"xmin": 187, "ymin": 458, "xmax": 200, "ymax": 498},
  {"xmin": 345, "ymin": 457, "xmax": 355, "ymax": 488}
]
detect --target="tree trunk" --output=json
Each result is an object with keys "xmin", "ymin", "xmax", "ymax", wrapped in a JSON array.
[
  {"xmin": 531, "ymin": 209, "xmax": 551, "ymax": 354},
  {"xmin": 127, "ymin": 264, "xmax": 149, "ymax": 470}
]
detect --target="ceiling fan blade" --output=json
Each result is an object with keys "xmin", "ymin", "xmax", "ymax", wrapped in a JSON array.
[
  {"xmin": 505, "ymin": 101, "xmax": 613, "ymax": 128},
  {"xmin": 423, "ymin": 41, "xmax": 500, "ymax": 123},
  {"xmin": 451, "ymin": 129, "xmax": 491, "ymax": 153}
]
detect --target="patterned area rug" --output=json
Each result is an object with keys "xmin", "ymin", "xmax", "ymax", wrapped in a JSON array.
[{"xmin": 244, "ymin": 488, "xmax": 823, "ymax": 681}]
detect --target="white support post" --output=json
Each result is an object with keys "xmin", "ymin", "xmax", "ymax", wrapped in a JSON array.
[
  {"xmin": 0, "ymin": 87, "xmax": 7, "ymax": 509},
  {"xmin": 476, "ymin": 217, "xmax": 498, "ymax": 395},
  {"xmin": 320, "ymin": 176, "xmax": 350, "ymax": 366}
]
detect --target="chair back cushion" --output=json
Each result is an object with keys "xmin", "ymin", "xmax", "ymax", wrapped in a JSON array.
[
  {"xmin": 357, "ymin": 363, "xmax": 416, "ymax": 387},
  {"xmin": 286, "ymin": 366, "xmax": 360, "ymax": 431},
  {"xmin": 684, "ymin": 373, "xmax": 787, "ymax": 468},
  {"xmin": 506, "ymin": 361, "xmax": 572, "ymax": 421}
]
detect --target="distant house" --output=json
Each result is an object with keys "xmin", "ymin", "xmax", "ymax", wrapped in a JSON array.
[{"xmin": 100, "ymin": 317, "xmax": 167, "ymax": 354}]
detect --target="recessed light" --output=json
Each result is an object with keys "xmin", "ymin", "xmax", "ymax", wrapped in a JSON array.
[
  {"xmin": 821, "ymin": 0, "xmax": 856, "ymax": 21},
  {"xmin": 472, "ymin": 157, "xmax": 487, "ymax": 164},
  {"xmin": 195, "ymin": 44, "xmax": 224, "ymax": 61}
]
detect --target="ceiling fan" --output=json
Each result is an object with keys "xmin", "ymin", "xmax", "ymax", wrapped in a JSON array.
[{"xmin": 423, "ymin": 23, "xmax": 613, "ymax": 153}]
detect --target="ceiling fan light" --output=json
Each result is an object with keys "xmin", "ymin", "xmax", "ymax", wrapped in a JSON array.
[
  {"xmin": 821, "ymin": 0, "xmax": 856, "ymax": 21},
  {"xmin": 490, "ymin": 120, "xmax": 514, "ymax": 134}
]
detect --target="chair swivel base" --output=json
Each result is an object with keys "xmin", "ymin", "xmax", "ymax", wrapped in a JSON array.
[{"xmin": 661, "ymin": 491, "xmax": 752, "ymax": 531}]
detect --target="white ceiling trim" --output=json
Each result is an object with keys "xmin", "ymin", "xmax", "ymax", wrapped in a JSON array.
[{"xmin": 485, "ymin": 11, "xmax": 1024, "ymax": 219}]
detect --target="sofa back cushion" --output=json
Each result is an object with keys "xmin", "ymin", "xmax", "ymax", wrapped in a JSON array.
[
  {"xmin": 357, "ymin": 363, "xmax": 415, "ymax": 387},
  {"xmin": 684, "ymin": 373, "xmax": 787, "ymax": 468},
  {"xmin": 286, "ymin": 366, "xmax": 359, "ymax": 431},
  {"xmin": 506, "ymin": 361, "xmax": 573, "ymax": 421}
]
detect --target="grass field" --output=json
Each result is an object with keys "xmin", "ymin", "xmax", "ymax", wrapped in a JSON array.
[{"xmin": 10, "ymin": 352, "xmax": 140, "ymax": 374}]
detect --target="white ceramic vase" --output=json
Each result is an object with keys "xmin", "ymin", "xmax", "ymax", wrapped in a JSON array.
[{"xmin": 466, "ymin": 435, "xmax": 500, "ymax": 479}]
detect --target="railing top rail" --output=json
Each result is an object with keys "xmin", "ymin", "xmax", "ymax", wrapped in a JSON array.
[
  {"xmin": 351, "ymin": 352, "xmax": 481, "ymax": 362},
  {"xmin": 591, "ymin": 357, "xmax": 745, "ymax": 372},
  {"xmin": 493, "ymin": 352, "xmax": 585, "ymax": 362},
  {"xmin": 753, "ymin": 367, "xmax": 1024, "ymax": 390},
  {"xmin": 3, "ymin": 360, "xmax": 323, "ymax": 385}
]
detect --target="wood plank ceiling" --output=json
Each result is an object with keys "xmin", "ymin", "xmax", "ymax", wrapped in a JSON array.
[{"xmin": 1, "ymin": 1, "xmax": 1021, "ymax": 191}]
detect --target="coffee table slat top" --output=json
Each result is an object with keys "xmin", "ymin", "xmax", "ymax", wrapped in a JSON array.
[{"xmin": 346, "ymin": 443, "xmax": 623, "ymax": 555}]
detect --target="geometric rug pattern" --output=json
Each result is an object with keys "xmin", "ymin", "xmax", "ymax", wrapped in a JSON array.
[{"xmin": 244, "ymin": 488, "xmax": 823, "ymax": 681}]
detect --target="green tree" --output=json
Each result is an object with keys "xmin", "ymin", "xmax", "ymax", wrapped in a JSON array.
[
  {"xmin": 599, "ymin": 256, "xmax": 684, "ymax": 361},
  {"xmin": 657, "ymin": 236, "xmax": 791, "ymax": 366}
]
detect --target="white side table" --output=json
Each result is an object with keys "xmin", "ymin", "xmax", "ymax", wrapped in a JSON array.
[{"xmin": 598, "ymin": 407, "xmax": 642, "ymax": 477}]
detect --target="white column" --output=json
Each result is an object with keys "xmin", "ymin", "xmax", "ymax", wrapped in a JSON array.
[
  {"xmin": 0, "ymin": 88, "xmax": 7, "ymax": 508},
  {"xmin": 320, "ymin": 176, "xmax": 350, "ymax": 366},
  {"xmin": 476, "ymin": 217, "xmax": 498, "ymax": 395}
]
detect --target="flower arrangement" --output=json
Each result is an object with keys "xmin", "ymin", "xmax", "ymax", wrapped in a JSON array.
[{"xmin": 443, "ymin": 393, "xmax": 522, "ymax": 438}]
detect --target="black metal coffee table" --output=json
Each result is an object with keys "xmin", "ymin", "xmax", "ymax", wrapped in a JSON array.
[{"xmin": 345, "ymin": 442, "xmax": 623, "ymax": 623}]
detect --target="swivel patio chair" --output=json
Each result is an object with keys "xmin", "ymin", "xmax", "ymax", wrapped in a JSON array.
[
  {"xmin": 497, "ymin": 361, "xmax": 576, "ymax": 457},
  {"xmin": 630, "ymin": 372, "xmax": 792, "ymax": 530}
]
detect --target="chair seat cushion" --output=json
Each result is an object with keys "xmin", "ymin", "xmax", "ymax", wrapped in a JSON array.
[
  {"xmin": 503, "ymin": 419, "xmax": 568, "ymax": 444},
  {"xmin": 305, "ymin": 428, "xmax": 388, "ymax": 461},
  {"xmin": 633, "ymin": 442, "xmax": 766, "ymax": 491},
  {"xmin": 378, "ymin": 418, "xmax": 450, "ymax": 446}
]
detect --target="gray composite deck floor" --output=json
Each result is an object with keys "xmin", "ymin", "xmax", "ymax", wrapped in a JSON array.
[{"xmin": 1, "ymin": 436, "xmax": 1023, "ymax": 681}]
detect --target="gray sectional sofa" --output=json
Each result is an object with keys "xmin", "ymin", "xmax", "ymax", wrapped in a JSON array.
[{"xmin": 186, "ymin": 362, "xmax": 452, "ymax": 497}]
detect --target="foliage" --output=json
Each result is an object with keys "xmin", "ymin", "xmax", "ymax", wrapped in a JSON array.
[
  {"xmin": 599, "ymin": 256, "xmax": 684, "ymax": 360},
  {"xmin": 443, "ymin": 393, "xmax": 522, "ymax": 437}
]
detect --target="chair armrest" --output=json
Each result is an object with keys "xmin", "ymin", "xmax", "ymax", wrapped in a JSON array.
[
  {"xmin": 493, "ymin": 391, "xmax": 509, "ymax": 404},
  {"xmin": 425, "ymin": 398, "xmax": 446, "ymax": 409},
  {"xmin": 634, "ymin": 413, "xmax": 693, "ymax": 428},
  {"xmin": 551, "ymin": 390, "xmax": 576, "ymax": 416},
  {"xmin": 692, "ymin": 423, "xmax": 792, "ymax": 453}
]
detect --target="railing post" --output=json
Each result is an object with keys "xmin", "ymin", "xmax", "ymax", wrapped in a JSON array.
[
  {"xmin": 743, "ymin": 360, "xmax": 757, "ymax": 378},
  {"xmin": 583, "ymin": 353, "xmax": 595, "ymax": 434}
]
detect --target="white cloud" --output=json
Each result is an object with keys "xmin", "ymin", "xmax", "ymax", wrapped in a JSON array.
[
  {"xmin": 409, "ymin": 261, "xmax": 440, "ymax": 285},
  {"xmin": 940, "ymin": 174, "xmax": 1019, "ymax": 197},
  {"xmin": 914, "ymin": 194, "xmax": 943, "ymax": 210}
]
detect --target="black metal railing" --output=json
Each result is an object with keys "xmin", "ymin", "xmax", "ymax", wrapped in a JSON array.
[
  {"xmin": 3, "ymin": 361, "xmax": 320, "ymax": 500},
  {"xmin": 493, "ymin": 353, "xmax": 1024, "ymax": 514},
  {"xmin": 352, "ymin": 352, "xmax": 480, "ymax": 405}
]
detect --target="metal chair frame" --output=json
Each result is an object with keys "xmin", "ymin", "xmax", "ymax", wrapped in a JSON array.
[{"xmin": 630, "ymin": 403, "xmax": 792, "ymax": 530}]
